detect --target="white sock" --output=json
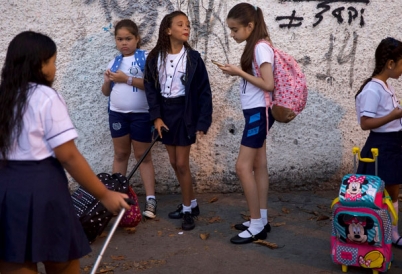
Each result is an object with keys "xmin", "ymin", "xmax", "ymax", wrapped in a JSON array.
[
  {"xmin": 392, "ymin": 201, "xmax": 402, "ymax": 244},
  {"xmin": 242, "ymin": 209, "xmax": 268, "ymax": 227},
  {"xmin": 191, "ymin": 199, "xmax": 197, "ymax": 208},
  {"xmin": 146, "ymin": 195, "xmax": 155, "ymax": 201},
  {"xmin": 182, "ymin": 204, "xmax": 191, "ymax": 213},
  {"xmin": 238, "ymin": 218, "xmax": 264, "ymax": 238},
  {"xmin": 260, "ymin": 209, "xmax": 268, "ymax": 226}
]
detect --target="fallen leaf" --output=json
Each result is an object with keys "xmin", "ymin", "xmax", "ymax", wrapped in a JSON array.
[
  {"xmin": 272, "ymin": 222, "xmax": 286, "ymax": 227},
  {"xmin": 111, "ymin": 255, "xmax": 125, "ymax": 261},
  {"xmin": 124, "ymin": 227, "xmax": 136, "ymax": 234},
  {"xmin": 157, "ymin": 231, "xmax": 163, "ymax": 236},
  {"xmin": 200, "ymin": 233, "xmax": 210, "ymax": 240},
  {"xmin": 317, "ymin": 214, "xmax": 330, "ymax": 221},
  {"xmin": 317, "ymin": 204, "xmax": 327, "ymax": 209},
  {"xmin": 253, "ymin": 239, "xmax": 283, "ymax": 249},
  {"xmin": 209, "ymin": 197, "xmax": 218, "ymax": 203},
  {"xmin": 208, "ymin": 216, "xmax": 221, "ymax": 223},
  {"xmin": 99, "ymin": 232, "xmax": 108, "ymax": 238},
  {"xmin": 240, "ymin": 211, "xmax": 250, "ymax": 221},
  {"xmin": 282, "ymin": 207, "xmax": 290, "ymax": 214}
]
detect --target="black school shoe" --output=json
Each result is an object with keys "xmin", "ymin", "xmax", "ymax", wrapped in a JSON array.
[
  {"xmin": 168, "ymin": 204, "xmax": 200, "ymax": 219},
  {"xmin": 230, "ymin": 228, "xmax": 267, "ymax": 244},
  {"xmin": 182, "ymin": 212, "xmax": 195, "ymax": 230},
  {"xmin": 234, "ymin": 222, "xmax": 271, "ymax": 233}
]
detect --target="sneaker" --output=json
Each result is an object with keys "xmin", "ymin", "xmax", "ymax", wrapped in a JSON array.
[
  {"xmin": 143, "ymin": 198, "xmax": 157, "ymax": 219},
  {"xmin": 182, "ymin": 212, "xmax": 195, "ymax": 230},
  {"xmin": 168, "ymin": 204, "xmax": 200, "ymax": 219}
]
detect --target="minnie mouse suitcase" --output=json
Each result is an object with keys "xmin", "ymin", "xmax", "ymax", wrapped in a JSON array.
[{"xmin": 330, "ymin": 147, "xmax": 398, "ymax": 274}]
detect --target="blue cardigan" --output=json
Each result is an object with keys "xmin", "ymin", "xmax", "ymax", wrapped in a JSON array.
[{"xmin": 144, "ymin": 49, "xmax": 213, "ymax": 137}]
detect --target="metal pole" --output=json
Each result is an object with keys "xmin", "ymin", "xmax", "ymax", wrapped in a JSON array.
[{"xmin": 90, "ymin": 208, "xmax": 126, "ymax": 274}]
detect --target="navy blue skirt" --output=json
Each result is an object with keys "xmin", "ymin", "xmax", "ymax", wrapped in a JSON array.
[
  {"xmin": 0, "ymin": 157, "xmax": 91, "ymax": 263},
  {"xmin": 356, "ymin": 131, "xmax": 402, "ymax": 185},
  {"xmin": 160, "ymin": 97, "xmax": 196, "ymax": 146}
]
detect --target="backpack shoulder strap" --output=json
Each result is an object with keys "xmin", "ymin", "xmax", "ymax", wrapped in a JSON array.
[
  {"xmin": 110, "ymin": 54, "xmax": 123, "ymax": 73},
  {"xmin": 134, "ymin": 49, "xmax": 146, "ymax": 72}
]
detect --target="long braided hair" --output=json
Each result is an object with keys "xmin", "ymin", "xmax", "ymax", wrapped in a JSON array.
[
  {"xmin": 227, "ymin": 3, "xmax": 272, "ymax": 75},
  {"xmin": 146, "ymin": 11, "xmax": 193, "ymax": 87},
  {"xmin": 355, "ymin": 37, "xmax": 402, "ymax": 99},
  {"xmin": 0, "ymin": 31, "xmax": 56, "ymax": 160}
]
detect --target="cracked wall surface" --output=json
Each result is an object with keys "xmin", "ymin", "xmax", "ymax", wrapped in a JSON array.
[{"xmin": 0, "ymin": 0, "xmax": 399, "ymax": 193}]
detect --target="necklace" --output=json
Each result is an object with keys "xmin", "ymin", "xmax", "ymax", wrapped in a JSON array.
[{"xmin": 162, "ymin": 49, "xmax": 186, "ymax": 97}]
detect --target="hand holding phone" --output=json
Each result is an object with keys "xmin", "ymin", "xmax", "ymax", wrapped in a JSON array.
[{"xmin": 211, "ymin": 60, "xmax": 225, "ymax": 67}]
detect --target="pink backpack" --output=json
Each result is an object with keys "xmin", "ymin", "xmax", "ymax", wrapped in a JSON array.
[{"xmin": 254, "ymin": 40, "xmax": 308, "ymax": 123}]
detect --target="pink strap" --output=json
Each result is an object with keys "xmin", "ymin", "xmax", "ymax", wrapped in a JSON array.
[{"xmin": 253, "ymin": 40, "xmax": 273, "ymax": 135}]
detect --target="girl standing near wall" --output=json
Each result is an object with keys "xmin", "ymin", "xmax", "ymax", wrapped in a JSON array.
[
  {"xmin": 144, "ymin": 11, "xmax": 213, "ymax": 231},
  {"xmin": 217, "ymin": 3, "xmax": 274, "ymax": 244},
  {"xmin": 0, "ymin": 31, "xmax": 129, "ymax": 274},
  {"xmin": 355, "ymin": 37, "xmax": 402, "ymax": 248},
  {"xmin": 101, "ymin": 19, "xmax": 157, "ymax": 219}
]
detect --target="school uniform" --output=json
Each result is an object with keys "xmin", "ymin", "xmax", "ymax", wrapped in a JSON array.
[
  {"xmin": 107, "ymin": 52, "xmax": 153, "ymax": 142},
  {"xmin": 0, "ymin": 84, "xmax": 90, "ymax": 263},
  {"xmin": 144, "ymin": 46, "xmax": 212, "ymax": 146},
  {"xmin": 240, "ymin": 42, "xmax": 275, "ymax": 148},
  {"xmin": 355, "ymin": 78, "xmax": 402, "ymax": 185}
]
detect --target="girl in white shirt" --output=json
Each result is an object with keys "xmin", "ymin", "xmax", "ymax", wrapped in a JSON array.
[
  {"xmin": 355, "ymin": 37, "xmax": 402, "ymax": 248},
  {"xmin": 0, "ymin": 31, "xmax": 129, "ymax": 274},
  {"xmin": 217, "ymin": 3, "xmax": 275, "ymax": 244}
]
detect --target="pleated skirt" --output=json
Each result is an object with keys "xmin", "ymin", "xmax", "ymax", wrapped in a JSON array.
[{"xmin": 0, "ymin": 157, "xmax": 91, "ymax": 263}]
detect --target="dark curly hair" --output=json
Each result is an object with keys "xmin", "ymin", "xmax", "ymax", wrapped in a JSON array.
[
  {"xmin": 146, "ymin": 10, "xmax": 193, "ymax": 83},
  {"xmin": 227, "ymin": 3, "xmax": 272, "ymax": 75},
  {"xmin": 0, "ymin": 31, "xmax": 56, "ymax": 160},
  {"xmin": 355, "ymin": 37, "xmax": 402, "ymax": 99}
]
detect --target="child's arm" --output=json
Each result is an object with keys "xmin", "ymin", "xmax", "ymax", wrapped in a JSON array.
[
  {"xmin": 109, "ymin": 70, "xmax": 145, "ymax": 90},
  {"xmin": 219, "ymin": 62, "xmax": 274, "ymax": 92},
  {"xmin": 360, "ymin": 107, "xmax": 402, "ymax": 130},
  {"xmin": 54, "ymin": 140, "xmax": 130, "ymax": 213},
  {"xmin": 101, "ymin": 69, "xmax": 112, "ymax": 96}
]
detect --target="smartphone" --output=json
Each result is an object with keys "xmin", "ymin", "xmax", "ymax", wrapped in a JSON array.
[{"xmin": 211, "ymin": 60, "xmax": 225, "ymax": 67}]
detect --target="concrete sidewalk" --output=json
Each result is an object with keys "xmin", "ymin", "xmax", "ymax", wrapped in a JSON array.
[{"xmin": 78, "ymin": 190, "xmax": 402, "ymax": 274}]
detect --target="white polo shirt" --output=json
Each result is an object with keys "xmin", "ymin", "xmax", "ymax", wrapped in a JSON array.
[
  {"xmin": 6, "ymin": 84, "xmax": 78, "ymax": 160},
  {"xmin": 355, "ymin": 78, "xmax": 402, "ymax": 132}
]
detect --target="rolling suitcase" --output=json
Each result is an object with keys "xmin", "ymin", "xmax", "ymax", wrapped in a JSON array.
[
  {"xmin": 330, "ymin": 147, "xmax": 398, "ymax": 274},
  {"xmin": 71, "ymin": 131, "xmax": 160, "ymax": 243}
]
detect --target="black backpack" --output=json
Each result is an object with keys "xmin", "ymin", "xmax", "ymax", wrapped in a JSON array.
[{"xmin": 71, "ymin": 173, "xmax": 129, "ymax": 243}]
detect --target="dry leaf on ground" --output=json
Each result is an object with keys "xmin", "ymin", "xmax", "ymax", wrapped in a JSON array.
[
  {"xmin": 208, "ymin": 216, "xmax": 221, "ymax": 223},
  {"xmin": 111, "ymin": 255, "xmax": 125, "ymax": 261},
  {"xmin": 124, "ymin": 227, "xmax": 136, "ymax": 234},
  {"xmin": 316, "ymin": 214, "xmax": 330, "ymax": 221},
  {"xmin": 272, "ymin": 222, "xmax": 286, "ymax": 227},
  {"xmin": 209, "ymin": 197, "xmax": 218, "ymax": 203},
  {"xmin": 253, "ymin": 239, "xmax": 283, "ymax": 249},
  {"xmin": 282, "ymin": 207, "xmax": 290, "ymax": 214},
  {"xmin": 200, "ymin": 233, "xmax": 210, "ymax": 240}
]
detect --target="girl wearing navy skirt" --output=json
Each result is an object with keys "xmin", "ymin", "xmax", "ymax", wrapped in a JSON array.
[
  {"xmin": 144, "ymin": 11, "xmax": 212, "ymax": 231},
  {"xmin": 355, "ymin": 37, "xmax": 402, "ymax": 248},
  {"xmin": 0, "ymin": 31, "xmax": 129, "ymax": 274}
]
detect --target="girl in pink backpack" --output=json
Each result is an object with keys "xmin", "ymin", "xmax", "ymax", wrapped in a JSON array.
[
  {"xmin": 355, "ymin": 37, "xmax": 402, "ymax": 248},
  {"xmin": 216, "ymin": 3, "xmax": 274, "ymax": 244}
]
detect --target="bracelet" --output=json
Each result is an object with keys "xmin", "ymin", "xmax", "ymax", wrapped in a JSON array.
[{"xmin": 127, "ymin": 76, "xmax": 133, "ymax": 86}]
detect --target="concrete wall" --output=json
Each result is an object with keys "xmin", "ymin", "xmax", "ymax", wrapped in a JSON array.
[{"xmin": 1, "ymin": 0, "xmax": 400, "ymax": 193}]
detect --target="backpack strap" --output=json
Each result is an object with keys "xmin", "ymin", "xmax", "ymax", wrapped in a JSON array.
[{"xmin": 253, "ymin": 39, "xmax": 274, "ymax": 134}]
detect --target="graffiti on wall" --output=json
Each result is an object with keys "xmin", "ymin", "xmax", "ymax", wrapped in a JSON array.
[
  {"xmin": 277, "ymin": 0, "xmax": 369, "ymax": 28},
  {"xmin": 84, "ymin": 0, "xmax": 174, "ymax": 45}
]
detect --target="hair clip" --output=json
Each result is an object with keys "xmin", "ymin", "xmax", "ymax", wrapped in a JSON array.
[{"xmin": 254, "ymin": 5, "xmax": 258, "ymax": 11}]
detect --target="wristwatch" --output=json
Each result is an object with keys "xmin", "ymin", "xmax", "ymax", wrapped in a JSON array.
[{"xmin": 127, "ymin": 76, "xmax": 133, "ymax": 86}]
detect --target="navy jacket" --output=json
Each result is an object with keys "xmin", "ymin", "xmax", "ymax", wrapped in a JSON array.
[{"xmin": 144, "ymin": 49, "xmax": 213, "ymax": 137}]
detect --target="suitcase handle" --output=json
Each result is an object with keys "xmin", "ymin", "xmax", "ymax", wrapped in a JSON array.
[
  {"xmin": 383, "ymin": 189, "xmax": 398, "ymax": 225},
  {"xmin": 352, "ymin": 147, "xmax": 378, "ymax": 176}
]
